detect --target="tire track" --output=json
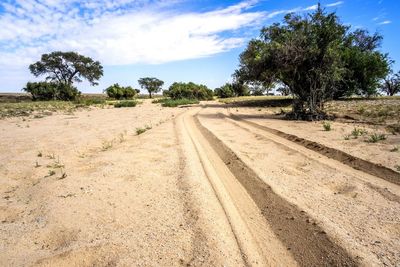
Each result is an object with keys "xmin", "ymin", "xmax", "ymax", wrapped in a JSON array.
[
  {"xmin": 193, "ymin": 113, "xmax": 358, "ymax": 267},
  {"xmin": 227, "ymin": 112, "xmax": 400, "ymax": 186}
]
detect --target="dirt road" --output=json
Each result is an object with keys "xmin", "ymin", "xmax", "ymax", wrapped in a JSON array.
[{"xmin": 1, "ymin": 100, "xmax": 399, "ymax": 266}]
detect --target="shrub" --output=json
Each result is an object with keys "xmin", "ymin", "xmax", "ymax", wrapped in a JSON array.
[
  {"xmin": 351, "ymin": 127, "xmax": 368, "ymax": 138},
  {"xmin": 104, "ymin": 83, "xmax": 138, "ymax": 99},
  {"xmin": 322, "ymin": 121, "xmax": 332, "ymax": 131},
  {"xmin": 23, "ymin": 82, "xmax": 81, "ymax": 101},
  {"xmin": 164, "ymin": 82, "xmax": 213, "ymax": 100},
  {"xmin": 136, "ymin": 128, "xmax": 146, "ymax": 135},
  {"xmin": 114, "ymin": 100, "xmax": 138, "ymax": 108},
  {"xmin": 215, "ymin": 84, "xmax": 235, "ymax": 98},
  {"xmin": 367, "ymin": 133, "xmax": 387, "ymax": 143},
  {"xmin": 161, "ymin": 98, "xmax": 199, "ymax": 107}
]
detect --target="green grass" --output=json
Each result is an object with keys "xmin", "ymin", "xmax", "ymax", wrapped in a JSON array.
[
  {"xmin": 160, "ymin": 98, "xmax": 200, "ymax": 107},
  {"xmin": 136, "ymin": 128, "xmax": 147, "ymax": 135},
  {"xmin": 114, "ymin": 100, "xmax": 138, "ymax": 108},
  {"xmin": 322, "ymin": 121, "xmax": 332, "ymax": 131},
  {"xmin": 367, "ymin": 132, "xmax": 387, "ymax": 143}
]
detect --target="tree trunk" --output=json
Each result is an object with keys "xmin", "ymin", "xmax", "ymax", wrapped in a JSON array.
[{"xmin": 149, "ymin": 91, "xmax": 152, "ymax": 98}]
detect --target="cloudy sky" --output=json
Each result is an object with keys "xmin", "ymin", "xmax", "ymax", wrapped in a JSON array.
[{"xmin": 0, "ymin": 0, "xmax": 398, "ymax": 92}]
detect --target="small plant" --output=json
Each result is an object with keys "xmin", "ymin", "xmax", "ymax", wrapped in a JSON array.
[
  {"xmin": 47, "ymin": 153, "xmax": 55, "ymax": 159},
  {"xmin": 35, "ymin": 161, "xmax": 41, "ymax": 168},
  {"xmin": 145, "ymin": 124, "xmax": 152, "ymax": 130},
  {"xmin": 136, "ymin": 128, "xmax": 146, "ymax": 135},
  {"xmin": 344, "ymin": 134, "xmax": 351, "ymax": 140},
  {"xmin": 322, "ymin": 121, "xmax": 332, "ymax": 131},
  {"xmin": 48, "ymin": 170, "xmax": 56, "ymax": 176},
  {"xmin": 37, "ymin": 151, "xmax": 43, "ymax": 157},
  {"xmin": 102, "ymin": 140, "xmax": 114, "ymax": 151},
  {"xmin": 390, "ymin": 146, "xmax": 399, "ymax": 152},
  {"xmin": 59, "ymin": 169, "xmax": 67, "ymax": 179},
  {"xmin": 367, "ymin": 133, "xmax": 387, "ymax": 143},
  {"xmin": 351, "ymin": 127, "xmax": 368, "ymax": 139}
]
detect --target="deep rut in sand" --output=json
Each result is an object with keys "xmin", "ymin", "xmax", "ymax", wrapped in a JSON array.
[
  {"xmin": 182, "ymin": 109, "xmax": 357, "ymax": 266},
  {"xmin": 227, "ymin": 112, "xmax": 400, "ymax": 186}
]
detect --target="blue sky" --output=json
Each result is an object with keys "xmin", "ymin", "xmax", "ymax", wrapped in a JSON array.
[{"xmin": 0, "ymin": 0, "xmax": 398, "ymax": 93}]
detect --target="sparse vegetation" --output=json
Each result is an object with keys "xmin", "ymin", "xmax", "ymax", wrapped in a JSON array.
[
  {"xmin": 136, "ymin": 128, "xmax": 147, "ymax": 135},
  {"xmin": 114, "ymin": 100, "xmax": 138, "ymax": 108},
  {"xmin": 163, "ymin": 82, "xmax": 213, "ymax": 101},
  {"xmin": 48, "ymin": 170, "xmax": 56, "ymax": 176},
  {"xmin": 367, "ymin": 133, "xmax": 387, "ymax": 143},
  {"xmin": 104, "ymin": 83, "xmax": 138, "ymax": 100},
  {"xmin": 351, "ymin": 127, "xmax": 368, "ymax": 138},
  {"xmin": 322, "ymin": 121, "xmax": 332, "ymax": 131},
  {"xmin": 102, "ymin": 140, "xmax": 114, "ymax": 151},
  {"xmin": 390, "ymin": 146, "xmax": 399, "ymax": 152},
  {"xmin": 160, "ymin": 98, "xmax": 199, "ymax": 107}
]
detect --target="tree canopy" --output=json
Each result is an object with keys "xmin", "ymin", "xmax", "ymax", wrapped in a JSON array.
[
  {"xmin": 104, "ymin": 83, "xmax": 138, "ymax": 99},
  {"xmin": 138, "ymin": 77, "xmax": 164, "ymax": 98},
  {"xmin": 29, "ymin": 51, "xmax": 103, "ymax": 86},
  {"xmin": 381, "ymin": 70, "xmax": 400, "ymax": 96},
  {"xmin": 234, "ymin": 4, "xmax": 390, "ymax": 119},
  {"xmin": 164, "ymin": 82, "xmax": 213, "ymax": 100}
]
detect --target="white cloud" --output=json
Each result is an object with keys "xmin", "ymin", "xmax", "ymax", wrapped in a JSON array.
[
  {"xmin": 378, "ymin": 20, "xmax": 391, "ymax": 25},
  {"xmin": 0, "ymin": 0, "xmax": 264, "ymax": 69},
  {"xmin": 326, "ymin": 1, "xmax": 344, "ymax": 7}
]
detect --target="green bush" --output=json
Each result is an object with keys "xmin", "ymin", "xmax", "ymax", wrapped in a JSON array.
[
  {"xmin": 215, "ymin": 84, "xmax": 235, "ymax": 98},
  {"xmin": 161, "ymin": 98, "xmax": 199, "ymax": 107},
  {"xmin": 104, "ymin": 83, "xmax": 138, "ymax": 100},
  {"xmin": 23, "ymin": 82, "xmax": 81, "ymax": 101},
  {"xmin": 163, "ymin": 82, "xmax": 213, "ymax": 100},
  {"xmin": 114, "ymin": 100, "xmax": 138, "ymax": 108},
  {"xmin": 367, "ymin": 133, "xmax": 387, "ymax": 143},
  {"xmin": 322, "ymin": 121, "xmax": 332, "ymax": 131}
]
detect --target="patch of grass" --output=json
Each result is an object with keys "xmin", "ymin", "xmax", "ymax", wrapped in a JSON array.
[
  {"xmin": 35, "ymin": 161, "xmax": 41, "ymax": 168},
  {"xmin": 114, "ymin": 100, "xmax": 138, "ymax": 108},
  {"xmin": 322, "ymin": 121, "xmax": 332, "ymax": 131},
  {"xmin": 367, "ymin": 133, "xmax": 387, "ymax": 143},
  {"xmin": 344, "ymin": 134, "xmax": 351, "ymax": 140},
  {"xmin": 37, "ymin": 151, "xmax": 42, "ymax": 157},
  {"xmin": 47, "ymin": 153, "xmax": 55, "ymax": 159},
  {"xmin": 351, "ymin": 127, "xmax": 368, "ymax": 138},
  {"xmin": 48, "ymin": 170, "xmax": 56, "ymax": 176},
  {"xmin": 59, "ymin": 169, "xmax": 67, "ymax": 179},
  {"xmin": 136, "ymin": 128, "xmax": 146, "ymax": 135},
  {"xmin": 161, "ymin": 98, "xmax": 199, "ymax": 107},
  {"xmin": 74, "ymin": 98, "xmax": 106, "ymax": 106}
]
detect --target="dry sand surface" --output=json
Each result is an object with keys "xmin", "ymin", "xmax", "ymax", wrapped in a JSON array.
[{"xmin": 1, "ymin": 99, "xmax": 399, "ymax": 266}]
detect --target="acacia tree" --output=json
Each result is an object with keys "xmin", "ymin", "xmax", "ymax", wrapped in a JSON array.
[
  {"xmin": 235, "ymin": 5, "xmax": 390, "ymax": 119},
  {"xmin": 138, "ymin": 77, "xmax": 164, "ymax": 98},
  {"xmin": 29, "ymin": 51, "xmax": 103, "ymax": 86},
  {"xmin": 381, "ymin": 71, "xmax": 400, "ymax": 96}
]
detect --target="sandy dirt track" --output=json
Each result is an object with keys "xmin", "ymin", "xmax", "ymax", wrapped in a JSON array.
[{"xmin": 1, "ymin": 100, "xmax": 399, "ymax": 266}]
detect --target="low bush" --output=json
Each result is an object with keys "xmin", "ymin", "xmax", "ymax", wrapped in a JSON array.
[
  {"xmin": 114, "ymin": 100, "xmax": 138, "ymax": 108},
  {"xmin": 23, "ymin": 82, "xmax": 81, "ymax": 101},
  {"xmin": 104, "ymin": 83, "xmax": 138, "ymax": 100},
  {"xmin": 163, "ymin": 82, "xmax": 213, "ymax": 100},
  {"xmin": 160, "ymin": 98, "xmax": 199, "ymax": 107}
]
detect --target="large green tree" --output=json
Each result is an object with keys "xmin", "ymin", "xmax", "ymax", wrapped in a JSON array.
[
  {"xmin": 138, "ymin": 77, "xmax": 164, "ymax": 98},
  {"xmin": 235, "ymin": 5, "xmax": 390, "ymax": 119},
  {"xmin": 29, "ymin": 51, "xmax": 103, "ymax": 86}
]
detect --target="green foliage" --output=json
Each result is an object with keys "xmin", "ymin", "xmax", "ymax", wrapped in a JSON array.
[
  {"xmin": 234, "ymin": 4, "xmax": 390, "ymax": 118},
  {"xmin": 160, "ymin": 98, "xmax": 200, "ymax": 107},
  {"xmin": 74, "ymin": 98, "xmax": 106, "ymax": 106},
  {"xmin": 322, "ymin": 121, "xmax": 332, "ymax": 131},
  {"xmin": 164, "ymin": 82, "xmax": 213, "ymax": 100},
  {"xmin": 23, "ymin": 82, "xmax": 81, "ymax": 101},
  {"xmin": 104, "ymin": 83, "xmax": 137, "ymax": 99},
  {"xmin": 367, "ymin": 132, "xmax": 387, "ymax": 143},
  {"xmin": 381, "ymin": 70, "xmax": 400, "ymax": 96},
  {"xmin": 29, "ymin": 51, "xmax": 103, "ymax": 86},
  {"xmin": 138, "ymin": 77, "xmax": 164, "ymax": 98},
  {"xmin": 113, "ymin": 100, "xmax": 138, "ymax": 108},
  {"xmin": 136, "ymin": 128, "xmax": 147, "ymax": 135},
  {"xmin": 351, "ymin": 127, "xmax": 368, "ymax": 138},
  {"xmin": 215, "ymin": 83, "xmax": 235, "ymax": 98}
]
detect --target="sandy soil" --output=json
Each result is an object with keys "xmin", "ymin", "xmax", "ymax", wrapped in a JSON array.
[
  {"xmin": 228, "ymin": 106, "xmax": 400, "ymax": 172},
  {"xmin": 1, "ymin": 100, "xmax": 399, "ymax": 266}
]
